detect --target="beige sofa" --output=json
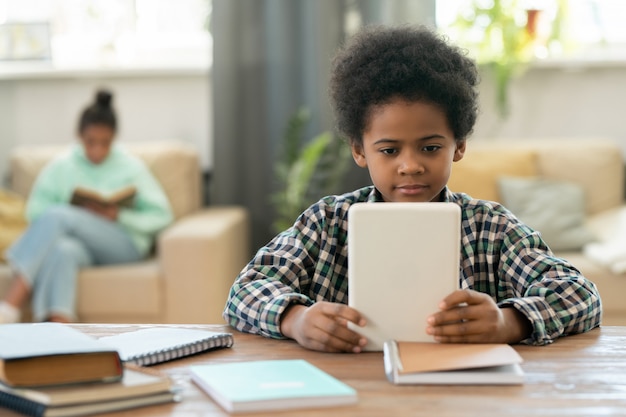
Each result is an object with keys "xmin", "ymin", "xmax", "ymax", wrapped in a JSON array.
[
  {"xmin": 0, "ymin": 141, "xmax": 250, "ymax": 324},
  {"xmin": 448, "ymin": 138, "xmax": 626, "ymax": 325}
]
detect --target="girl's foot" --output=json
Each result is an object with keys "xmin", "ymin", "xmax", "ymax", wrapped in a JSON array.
[
  {"xmin": 0, "ymin": 301, "xmax": 21, "ymax": 324},
  {"xmin": 46, "ymin": 314, "xmax": 72, "ymax": 323}
]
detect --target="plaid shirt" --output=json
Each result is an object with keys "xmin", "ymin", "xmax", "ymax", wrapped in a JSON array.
[{"xmin": 224, "ymin": 186, "xmax": 602, "ymax": 345}]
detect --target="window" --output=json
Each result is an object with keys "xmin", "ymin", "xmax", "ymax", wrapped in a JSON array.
[
  {"xmin": 436, "ymin": 0, "xmax": 626, "ymax": 64},
  {"xmin": 0, "ymin": 0, "xmax": 211, "ymax": 69}
]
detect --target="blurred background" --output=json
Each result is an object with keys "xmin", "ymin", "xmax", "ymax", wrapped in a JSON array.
[{"xmin": 1, "ymin": 0, "xmax": 625, "ymax": 248}]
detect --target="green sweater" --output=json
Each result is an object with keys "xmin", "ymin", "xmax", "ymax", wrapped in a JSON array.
[{"xmin": 26, "ymin": 144, "xmax": 173, "ymax": 256}]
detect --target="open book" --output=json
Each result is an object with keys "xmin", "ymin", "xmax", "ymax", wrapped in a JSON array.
[
  {"xmin": 70, "ymin": 185, "xmax": 137, "ymax": 208},
  {"xmin": 383, "ymin": 340, "xmax": 524, "ymax": 385}
]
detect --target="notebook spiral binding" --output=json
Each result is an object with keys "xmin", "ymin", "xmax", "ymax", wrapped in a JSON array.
[
  {"xmin": 0, "ymin": 390, "xmax": 47, "ymax": 417},
  {"xmin": 125, "ymin": 334, "xmax": 234, "ymax": 367}
]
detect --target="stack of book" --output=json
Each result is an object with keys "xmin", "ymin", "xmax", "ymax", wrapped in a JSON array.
[{"xmin": 0, "ymin": 323, "xmax": 179, "ymax": 417}]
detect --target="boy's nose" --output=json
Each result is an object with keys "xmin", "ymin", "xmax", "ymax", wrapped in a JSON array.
[{"xmin": 398, "ymin": 157, "xmax": 424, "ymax": 175}]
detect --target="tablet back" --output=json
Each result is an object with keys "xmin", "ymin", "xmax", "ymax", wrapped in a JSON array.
[{"xmin": 347, "ymin": 202, "xmax": 461, "ymax": 351}]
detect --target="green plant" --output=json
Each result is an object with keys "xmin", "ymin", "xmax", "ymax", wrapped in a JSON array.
[
  {"xmin": 449, "ymin": 0, "xmax": 547, "ymax": 118},
  {"xmin": 271, "ymin": 108, "xmax": 352, "ymax": 233}
]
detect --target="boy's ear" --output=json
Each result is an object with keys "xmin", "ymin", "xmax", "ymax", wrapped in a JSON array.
[
  {"xmin": 351, "ymin": 143, "xmax": 368, "ymax": 168},
  {"xmin": 453, "ymin": 139, "xmax": 466, "ymax": 162}
]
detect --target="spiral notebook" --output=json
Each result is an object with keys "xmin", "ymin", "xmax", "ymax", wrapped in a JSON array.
[{"xmin": 99, "ymin": 327, "xmax": 234, "ymax": 366}]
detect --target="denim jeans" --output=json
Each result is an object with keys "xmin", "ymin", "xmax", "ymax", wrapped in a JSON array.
[{"xmin": 5, "ymin": 205, "xmax": 142, "ymax": 321}]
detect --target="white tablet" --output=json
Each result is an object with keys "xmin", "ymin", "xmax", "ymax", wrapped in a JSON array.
[{"xmin": 347, "ymin": 202, "xmax": 461, "ymax": 351}]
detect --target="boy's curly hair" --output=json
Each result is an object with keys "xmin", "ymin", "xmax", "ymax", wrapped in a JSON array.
[{"xmin": 329, "ymin": 25, "xmax": 479, "ymax": 146}]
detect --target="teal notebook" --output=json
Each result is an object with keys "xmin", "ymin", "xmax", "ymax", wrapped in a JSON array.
[{"xmin": 189, "ymin": 359, "xmax": 358, "ymax": 413}]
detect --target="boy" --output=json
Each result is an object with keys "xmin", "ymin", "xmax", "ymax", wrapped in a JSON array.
[{"xmin": 223, "ymin": 25, "xmax": 602, "ymax": 353}]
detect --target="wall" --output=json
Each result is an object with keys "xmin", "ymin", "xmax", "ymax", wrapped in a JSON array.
[
  {"xmin": 472, "ymin": 63, "xmax": 626, "ymax": 154},
  {"xmin": 0, "ymin": 67, "xmax": 211, "ymax": 187}
]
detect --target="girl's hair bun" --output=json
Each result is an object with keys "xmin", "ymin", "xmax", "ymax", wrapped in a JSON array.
[
  {"xmin": 95, "ymin": 89, "xmax": 113, "ymax": 108},
  {"xmin": 78, "ymin": 88, "xmax": 117, "ymax": 133}
]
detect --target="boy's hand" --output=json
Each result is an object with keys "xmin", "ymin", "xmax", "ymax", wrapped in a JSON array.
[
  {"xmin": 280, "ymin": 302, "xmax": 368, "ymax": 353},
  {"xmin": 425, "ymin": 289, "xmax": 531, "ymax": 344}
]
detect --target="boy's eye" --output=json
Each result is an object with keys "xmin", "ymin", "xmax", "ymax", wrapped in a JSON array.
[
  {"xmin": 380, "ymin": 148, "xmax": 397, "ymax": 155},
  {"xmin": 422, "ymin": 145, "xmax": 441, "ymax": 153}
]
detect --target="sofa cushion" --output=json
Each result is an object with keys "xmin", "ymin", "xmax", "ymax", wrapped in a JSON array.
[
  {"xmin": 498, "ymin": 177, "xmax": 596, "ymax": 251},
  {"xmin": 448, "ymin": 148, "xmax": 537, "ymax": 202},
  {"xmin": 76, "ymin": 260, "xmax": 161, "ymax": 320},
  {"xmin": 124, "ymin": 142, "xmax": 201, "ymax": 220},
  {"xmin": 0, "ymin": 189, "xmax": 27, "ymax": 262}
]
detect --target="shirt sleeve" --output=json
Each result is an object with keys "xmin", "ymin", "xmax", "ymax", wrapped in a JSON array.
[
  {"xmin": 117, "ymin": 162, "xmax": 173, "ymax": 237},
  {"xmin": 223, "ymin": 207, "xmax": 327, "ymax": 339},
  {"xmin": 25, "ymin": 161, "xmax": 67, "ymax": 221},
  {"xmin": 496, "ymin": 225, "xmax": 602, "ymax": 346}
]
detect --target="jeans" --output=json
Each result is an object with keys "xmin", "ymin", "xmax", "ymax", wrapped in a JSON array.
[{"xmin": 5, "ymin": 205, "xmax": 142, "ymax": 321}]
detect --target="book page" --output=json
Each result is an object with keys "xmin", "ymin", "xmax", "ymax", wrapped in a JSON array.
[
  {"xmin": 70, "ymin": 186, "xmax": 136, "ymax": 207},
  {"xmin": 397, "ymin": 342, "xmax": 523, "ymax": 374}
]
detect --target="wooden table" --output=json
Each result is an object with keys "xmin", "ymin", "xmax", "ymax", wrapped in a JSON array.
[{"xmin": 8, "ymin": 324, "xmax": 626, "ymax": 416}]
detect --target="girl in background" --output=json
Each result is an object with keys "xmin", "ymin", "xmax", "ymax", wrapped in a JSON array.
[{"xmin": 0, "ymin": 89, "xmax": 173, "ymax": 323}]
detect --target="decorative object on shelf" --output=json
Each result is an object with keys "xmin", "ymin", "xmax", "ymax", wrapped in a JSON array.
[{"xmin": 0, "ymin": 22, "xmax": 52, "ymax": 61}]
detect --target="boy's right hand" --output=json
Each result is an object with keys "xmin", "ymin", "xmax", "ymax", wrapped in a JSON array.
[{"xmin": 280, "ymin": 302, "xmax": 368, "ymax": 353}]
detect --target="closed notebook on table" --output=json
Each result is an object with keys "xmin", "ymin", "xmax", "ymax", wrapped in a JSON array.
[
  {"xmin": 190, "ymin": 359, "xmax": 358, "ymax": 413},
  {"xmin": 0, "ymin": 365, "xmax": 178, "ymax": 417},
  {"xmin": 0, "ymin": 323, "xmax": 123, "ymax": 388},
  {"xmin": 347, "ymin": 202, "xmax": 461, "ymax": 351},
  {"xmin": 98, "ymin": 327, "xmax": 234, "ymax": 366},
  {"xmin": 383, "ymin": 340, "xmax": 525, "ymax": 385}
]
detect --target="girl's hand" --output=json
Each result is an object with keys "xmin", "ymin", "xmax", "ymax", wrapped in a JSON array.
[
  {"xmin": 280, "ymin": 302, "xmax": 368, "ymax": 353},
  {"xmin": 425, "ymin": 289, "xmax": 531, "ymax": 344},
  {"xmin": 82, "ymin": 202, "xmax": 119, "ymax": 221}
]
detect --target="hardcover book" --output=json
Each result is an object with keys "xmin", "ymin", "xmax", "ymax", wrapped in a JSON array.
[
  {"xmin": 98, "ymin": 327, "xmax": 234, "ymax": 366},
  {"xmin": 190, "ymin": 359, "xmax": 358, "ymax": 413},
  {"xmin": 69, "ymin": 186, "xmax": 136, "ymax": 208},
  {"xmin": 0, "ymin": 323, "xmax": 123, "ymax": 388},
  {"xmin": 383, "ymin": 340, "xmax": 525, "ymax": 385},
  {"xmin": 0, "ymin": 365, "xmax": 178, "ymax": 417}
]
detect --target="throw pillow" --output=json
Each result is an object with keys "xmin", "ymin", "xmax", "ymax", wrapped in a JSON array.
[
  {"xmin": 448, "ymin": 148, "xmax": 538, "ymax": 202},
  {"xmin": 0, "ymin": 189, "xmax": 28, "ymax": 263},
  {"xmin": 497, "ymin": 176, "xmax": 596, "ymax": 251}
]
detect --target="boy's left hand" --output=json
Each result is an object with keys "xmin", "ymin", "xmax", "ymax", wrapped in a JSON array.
[{"xmin": 426, "ymin": 289, "xmax": 531, "ymax": 344}]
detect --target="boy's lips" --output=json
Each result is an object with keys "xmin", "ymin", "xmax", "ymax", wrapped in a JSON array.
[{"xmin": 396, "ymin": 184, "xmax": 428, "ymax": 195}]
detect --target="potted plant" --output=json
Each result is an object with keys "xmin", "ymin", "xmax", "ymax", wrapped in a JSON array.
[
  {"xmin": 271, "ymin": 108, "xmax": 352, "ymax": 232},
  {"xmin": 446, "ymin": 0, "xmax": 560, "ymax": 118}
]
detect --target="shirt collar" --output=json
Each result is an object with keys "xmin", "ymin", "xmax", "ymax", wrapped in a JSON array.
[
  {"xmin": 366, "ymin": 186, "xmax": 452, "ymax": 203},
  {"xmin": 367, "ymin": 187, "xmax": 384, "ymax": 202}
]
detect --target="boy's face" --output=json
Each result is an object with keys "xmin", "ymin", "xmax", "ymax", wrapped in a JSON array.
[{"xmin": 351, "ymin": 99, "xmax": 465, "ymax": 203}]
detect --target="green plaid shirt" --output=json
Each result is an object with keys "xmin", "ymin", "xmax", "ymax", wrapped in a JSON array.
[{"xmin": 223, "ymin": 186, "xmax": 601, "ymax": 345}]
